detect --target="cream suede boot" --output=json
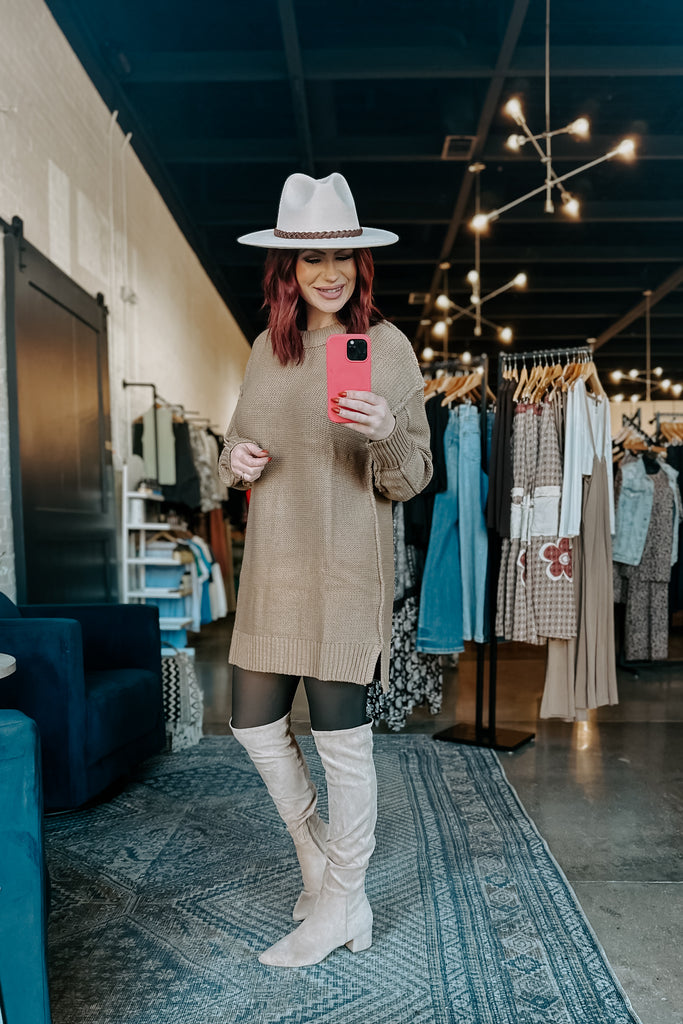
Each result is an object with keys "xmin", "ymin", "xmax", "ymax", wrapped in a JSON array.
[
  {"xmin": 230, "ymin": 713, "xmax": 328, "ymax": 921},
  {"xmin": 258, "ymin": 721, "xmax": 377, "ymax": 968}
]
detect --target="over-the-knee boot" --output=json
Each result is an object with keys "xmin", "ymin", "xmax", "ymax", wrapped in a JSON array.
[
  {"xmin": 258, "ymin": 721, "xmax": 377, "ymax": 967},
  {"xmin": 230, "ymin": 713, "xmax": 328, "ymax": 920}
]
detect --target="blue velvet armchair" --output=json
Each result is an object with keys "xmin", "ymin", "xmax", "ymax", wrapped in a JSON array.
[
  {"xmin": 0, "ymin": 710, "xmax": 52, "ymax": 1024},
  {"xmin": 0, "ymin": 594, "xmax": 166, "ymax": 810}
]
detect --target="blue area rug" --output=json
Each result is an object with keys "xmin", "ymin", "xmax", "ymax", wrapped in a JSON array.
[{"xmin": 45, "ymin": 735, "xmax": 641, "ymax": 1024}]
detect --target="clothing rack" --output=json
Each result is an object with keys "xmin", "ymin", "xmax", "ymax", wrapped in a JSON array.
[
  {"xmin": 460, "ymin": 341, "xmax": 599, "ymax": 750},
  {"xmin": 617, "ymin": 411, "xmax": 655, "ymax": 447},
  {"xmin": 122, "ymin": 378, "xmax": 207, "ymax": 482},
  {"xmin": 652, "ymin": 410, "xmax": 683, "ymax": 444},
  {"xmin": 499, "ymin": 344, "xmax": 592, "ymax": 373},
  {"xmin": 424, "ymin": 356, "xmax": 532, "ymax": 752},
  {"xmin": 123, "ymin": 380, "xmax": 161, "ymax": 482}
]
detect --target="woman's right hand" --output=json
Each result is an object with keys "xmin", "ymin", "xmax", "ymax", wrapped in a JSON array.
[{"xmin": 230, "ymin": 442, "xmax": 271, "ymax": 485}]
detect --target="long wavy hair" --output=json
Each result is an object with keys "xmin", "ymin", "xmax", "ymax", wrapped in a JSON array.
[{"xmin": 262, "ymin": 248, "xmax": 384, "ymax": 365}]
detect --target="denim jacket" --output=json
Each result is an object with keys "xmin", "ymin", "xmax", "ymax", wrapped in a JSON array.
[{"xmin": 612, "ymin": 456, "xmax": 681, "ymax": 566}]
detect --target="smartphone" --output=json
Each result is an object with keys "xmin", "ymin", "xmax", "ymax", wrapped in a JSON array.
[{"xmin": 326, "ymin": 334, "xmax": 372, "ymax": 423}]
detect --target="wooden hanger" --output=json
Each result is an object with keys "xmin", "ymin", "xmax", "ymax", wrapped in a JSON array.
[
  {"xmin": 441, "ymin": 371, "xmax": 481, "ymax": 406},
  {"xmin": 513, "ymin": 363, "xmax": 529, "ymax": 402}
]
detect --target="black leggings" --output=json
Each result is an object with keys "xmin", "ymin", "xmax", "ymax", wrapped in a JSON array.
[{"xmin": 231, "ymin": 667, "xmax": 370, "ymax": 732}]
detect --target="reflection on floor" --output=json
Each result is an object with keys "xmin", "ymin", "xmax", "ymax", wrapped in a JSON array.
[{"xmin": 194, "ymin": 616, "xmax": 682, "ymax": 1024}]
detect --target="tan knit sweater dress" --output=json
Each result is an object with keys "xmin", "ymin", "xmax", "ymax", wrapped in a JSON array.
[{"xmin": 218, "ymin": 321, "xmax": 433, "ymax": 691}]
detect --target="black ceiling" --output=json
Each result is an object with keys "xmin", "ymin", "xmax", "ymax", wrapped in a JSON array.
[{"xmin": 46, "ymin": 0, "xmax": 683, "ymax": 386}]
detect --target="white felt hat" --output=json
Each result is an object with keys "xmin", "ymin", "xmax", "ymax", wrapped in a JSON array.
[{"xmin": 237, "ymin": 172, "xmax": 399, "ymax": 248}]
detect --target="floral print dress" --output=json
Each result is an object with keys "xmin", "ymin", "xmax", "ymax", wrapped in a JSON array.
[{"xmin": 496, "ymin": 396, "xmax": 576, "ymax": 643}]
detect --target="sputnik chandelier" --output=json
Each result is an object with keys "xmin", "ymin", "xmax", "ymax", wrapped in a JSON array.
[
  {"xmin": 610, "ymin": 290, "xmax": 683, "ymax": 404},
  {"xmin": 423, "ymin": 164, "xmax": 527, "ymax": 361},
  {"xmin": 469, "ymin": 0, "xmax": 636, "ymax": 234}
]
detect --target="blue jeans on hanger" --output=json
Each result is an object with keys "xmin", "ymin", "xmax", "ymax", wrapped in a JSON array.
[
  {"xmin": 417, "ymin": 408, "xmax": 464, "ymax": 654},
  {"xmin": 458, "ymin": 405, "xmax": 489, "ymax": 643}
]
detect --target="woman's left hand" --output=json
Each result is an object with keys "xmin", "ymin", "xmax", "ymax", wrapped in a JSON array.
[{"xmin": 332, "ymin": 391, "xmax": 396, "ymax": 441}]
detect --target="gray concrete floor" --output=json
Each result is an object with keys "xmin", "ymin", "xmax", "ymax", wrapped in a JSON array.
[{"xmin": 195, "ymin": 617, "xmax": 683, "ymax": 1024}]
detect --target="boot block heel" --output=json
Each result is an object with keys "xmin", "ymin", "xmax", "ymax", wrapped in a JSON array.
[{"xmin": 346, "ymin": 929, "xmax": 372, "ymax": 953}]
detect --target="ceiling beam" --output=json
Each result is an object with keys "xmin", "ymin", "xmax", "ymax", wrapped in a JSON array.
[
  {"xmin": 276, "ymin": 0, "xmax": 315, "ymax": 175},
  {"xmin": 160, "ymin": 135, "xmax": 683, "ymax": 164},
  {"xmin": 194, "ymin": 199, "xmax": 683, "ymax": 226},
  {"xmin": 219, "ymin": 244, "xmax": 683, "ymax": 267},
  {"xmin": 120, "ymin": 45, "xmax": 683, "ymax": 83},
  {"xmin": 592, "ymin": 265, "xmax": 683, "ymax": 350}
]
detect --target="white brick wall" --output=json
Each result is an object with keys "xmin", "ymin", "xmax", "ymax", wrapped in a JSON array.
[{"xmin": 0, "ymin": 0, "xmax": 252, "ymax": 597}]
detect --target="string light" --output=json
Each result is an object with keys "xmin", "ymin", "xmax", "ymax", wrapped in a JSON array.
[
  {"xmin": 422, "ymin": 346, "xmax": 435, "ymax": 361},
  {"xmin": 673, "ymin": 384, "xmax": 683, "ymax": 397}
]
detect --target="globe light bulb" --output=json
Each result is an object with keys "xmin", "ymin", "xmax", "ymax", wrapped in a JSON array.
[
  {"xmin": 617, "ymin": 138, "xmax": 636, "ymax": 159},
  {"xmin": 504, "ymin": 97, "xmax": 524, "ymax": 123},
  {"xmin": 466, "ymin": 270, "xmax": 479, "ymax": 285},
  {"xmin": 570, "ymin": 117, "xmax": 590, "ymax": 138},
  {"xmin": 613, "ymin": 394, "xmax": 625, "ymax": 403},
  {"xmin": 470, "ymin": 294, "xmax": 480, "ymax": 305},
  {"xmin": 421, "ymin": 346, "xmax": 435, "ymax": 361},
  {"xmin": 562, "ymin": 196, "xmax": 580, "ymax": 218},
  {"xmin": 630, "ymin": 394, "xmax": 641, "ymax": 403},
  {"xmin": 654, "ymin": 366, "xmax": 663, "ymax": 377},
  {"xmin": 628, "ymin": 368, "xmax": 639, "ymax": 379},
  {"xmin": 476, "ymin": 365, "xmax": 484, "ymax": 375},
  {"xmin": 499, "ymin": 327, "xmax": 513, "ymax": 343},
  {"xmin": 435, "ymin": 293, "xmax": 451, "ymax": 311},
  {"xmin": 610, "ymin": 370, "xmax": 623, "ymax": 383},
  {"xmin": 470, "ymin": 213, "xmax": 490, "ymax": 233},
  {"xmin": 461, "ymin": 350, "xmax": 472, "ymax": 365},
  {"xmin": 505, "ymin": 134, "xmax": 522, "ymax": 151},
  {"xmin": 432, "ymin": 320, "xmax": 447, "ymax": 339},
  {"xmin": 672, "ymin": 383, "xmax": 683, "ymax": 397},
  {"xmin": 513, "ymin": 273, "xmax": 527, "ymax": 288},
  {"xmin": 661, "ymin": 379, "xmax": 672, "ymax": 390}
]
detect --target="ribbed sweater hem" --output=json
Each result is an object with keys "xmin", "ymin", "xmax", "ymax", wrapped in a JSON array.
[{"xmin": 229, "ymin": 630, "xmax": 380, "ymax": 687}]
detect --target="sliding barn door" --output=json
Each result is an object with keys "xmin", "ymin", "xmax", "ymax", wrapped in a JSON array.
[{"xmin": 4, "ymin": 218, "xmax": 118, "ymax": 604}]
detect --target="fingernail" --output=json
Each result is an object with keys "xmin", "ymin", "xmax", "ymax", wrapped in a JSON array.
[
  {"xmin": 338, "ymin": 391, "xmax": 347, "ymax": 397},
  {"xmin": 332, "ymin": 406, "xmax": 341, "ymax": 414}
]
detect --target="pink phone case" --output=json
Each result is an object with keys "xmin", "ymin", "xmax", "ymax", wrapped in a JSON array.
[{"xmin": 326, "ymin": 333, "xmax": 372, "ymax": 423}]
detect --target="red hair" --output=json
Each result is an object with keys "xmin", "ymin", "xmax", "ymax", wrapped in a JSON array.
[{"xmin": 262, "ymin": 248, "xmax": 384, "ymax": 366}]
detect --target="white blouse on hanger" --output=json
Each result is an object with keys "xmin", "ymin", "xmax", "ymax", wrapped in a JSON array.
[{"xmin": 558, "ymin": 379, "xmax": 615, "ymax": 539}]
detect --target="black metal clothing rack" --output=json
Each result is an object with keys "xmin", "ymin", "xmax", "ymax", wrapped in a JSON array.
[
  {"xmin": 122, "ymin": 379, "xmax": 203, "ymax": 483},
  {"xmin": 424, "ymin": 355, "xmax": 534, "ymax": 752},
  {"xmin": 437, "ymin": 342, "xmax": 598, "ymax": 751}
]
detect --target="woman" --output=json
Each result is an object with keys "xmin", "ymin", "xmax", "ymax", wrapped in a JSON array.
[{"xmin": 219, "ymin": 172, "xmax": 432, "ymax": 967}]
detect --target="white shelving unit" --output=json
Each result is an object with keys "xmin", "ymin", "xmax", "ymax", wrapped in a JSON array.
[{"xmin": 121, "ymin": 463, "xmax": 193, "ymax": 632}]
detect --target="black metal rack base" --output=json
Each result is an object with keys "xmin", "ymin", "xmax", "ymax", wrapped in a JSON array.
[{"xmin": 434, "ymin": 723, "xmax": 534, "ymax": 752}]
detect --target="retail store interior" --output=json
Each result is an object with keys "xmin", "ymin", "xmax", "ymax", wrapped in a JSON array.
[{"xmin": 0, "ymin": 1, "xmax": 682, "ymax": 1023}]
